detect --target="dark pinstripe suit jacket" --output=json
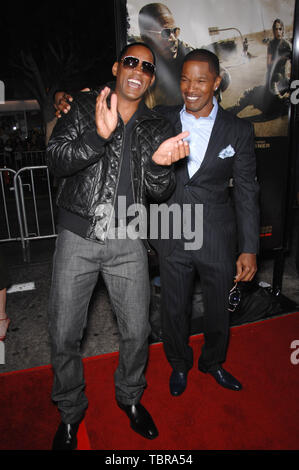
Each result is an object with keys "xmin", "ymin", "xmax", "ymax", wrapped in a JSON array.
[{"xmin": 153, "ymin": 104, "xmax": 260, "ymax": 263}]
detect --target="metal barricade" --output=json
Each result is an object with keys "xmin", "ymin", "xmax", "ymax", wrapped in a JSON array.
[
  {"xmin": 0, "ymin": 165, "xmax": 57, "ymax": 262},
  {"xmin": 0, "ymin": 167, "xmax": 18, "ymax": 242},
  {"xmin": 13, "ymin": 166, "xmax": 57, "ymax": 262}
]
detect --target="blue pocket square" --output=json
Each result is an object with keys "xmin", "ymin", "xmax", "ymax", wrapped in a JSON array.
[{"xmin": 218, "ymin": 145, "xmax": 235, "ymax": 159}]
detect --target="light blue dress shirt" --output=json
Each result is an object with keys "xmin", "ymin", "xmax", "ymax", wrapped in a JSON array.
[{"xmin": 180, "ymin": 96, "xmax": 218, "ymax": 179}]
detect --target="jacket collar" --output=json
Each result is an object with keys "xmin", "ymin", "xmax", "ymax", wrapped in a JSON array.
[{"xmin": 183, "ymin": 105, "xmax": 230, "ymax": 182}]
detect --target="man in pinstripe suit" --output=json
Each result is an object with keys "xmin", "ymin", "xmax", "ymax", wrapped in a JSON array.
[{"xmin": 155, "ymin": 49, "xmax": 259, "ymax": 396}]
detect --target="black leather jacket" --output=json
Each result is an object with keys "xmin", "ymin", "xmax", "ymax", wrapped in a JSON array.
[{"xmin": 47, "ymin": 86, "xmax": 176, "ymax": 243}]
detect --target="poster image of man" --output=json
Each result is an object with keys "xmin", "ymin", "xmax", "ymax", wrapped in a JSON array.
[
  {"xmin": 126, "ymin": 0, "xmax": 294, "ymax": 136},
  {"xmin": 227, "ymin": 18, "xmax": 292, "ymax": 132},
  {"xmin": 137, "ymin": 2, "xmax": 193, "ymax": 105},
  {"xmin": 127, "ymin": 2, "xmax": 231, "ymax": 106}
]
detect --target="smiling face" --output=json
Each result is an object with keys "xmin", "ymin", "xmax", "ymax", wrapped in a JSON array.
[
  {"xmin": 112, "ymin": 44, "xmax": 155, "ymax": 104},
  {"xmin": 180, "ymin": 60, "xmax": 222, "ymax": 118}
]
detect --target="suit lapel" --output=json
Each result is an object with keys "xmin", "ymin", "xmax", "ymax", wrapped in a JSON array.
[{"xmin": 187, "ymin": 106, "xmax": 229, "ymax": 183}]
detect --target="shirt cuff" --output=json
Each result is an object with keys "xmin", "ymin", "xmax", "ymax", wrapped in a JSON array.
[
  {"xmin": 148, "ymin": 157, "xmax": 171, "ymax": 173},
  {"xmin": 83, "ymin": 129, "xmax": 111, "ymax": 152}
]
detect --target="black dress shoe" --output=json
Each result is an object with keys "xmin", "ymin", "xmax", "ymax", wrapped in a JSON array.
[
  {"xmin": 52, "ymin": 421, "xmax": 80, "ymax": 450},
  {"xmin": 169, "ymin": 370, "xmax": 188, "ymax": 396},
  {"xmin": 201, "ymin": 366, "xmax": 242, "ymax": 391},
  {"xmin": 117, "ymin": 402, "xmax": 158, "ymax": 440}
]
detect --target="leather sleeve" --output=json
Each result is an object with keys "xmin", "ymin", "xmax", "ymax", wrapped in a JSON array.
[
  {"xmin": 46, "ymin": 95, "xmax": 108, "ymax": 178},
  {"xmin": 143, "ymin": 120, "xmax": 176, "ymax": 203}
]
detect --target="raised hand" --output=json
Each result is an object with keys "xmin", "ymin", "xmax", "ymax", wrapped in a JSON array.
[
  {"xmin": 152, "ymin": 131, "xmax": 190, "ymax": 166},
  {"xmin": 95, "ymin": 87, "xmax": 118, "ymax": 140}
]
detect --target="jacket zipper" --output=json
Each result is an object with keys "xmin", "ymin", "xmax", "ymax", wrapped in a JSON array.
[
  {"xmin": 129, "ymin": 118, "xmax": 155, "ymax": 254},
  {"xmin": 95, "ymin": 113, "xmax": 162, "ymax": 250},
  {"xmin": 104, "ymin": 117, "xmax": 125, "ymax": 240}
]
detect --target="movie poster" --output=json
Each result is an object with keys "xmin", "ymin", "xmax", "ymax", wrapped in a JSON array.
[{"xmin": 119, "ymin": 0, "xmax": 296, "ymax": 252}]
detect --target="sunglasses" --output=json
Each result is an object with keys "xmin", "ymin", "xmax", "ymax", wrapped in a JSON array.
[
  {"xmin": 121, "ymin": 56, "xmax": 155, "ymax": 76},
  {"xmin": 144, "ymin": 27, "xmax": 180, "ymax": 39},
  {"xmin": 228, "ymin": 283, "xmax": 241, "ymax": 312}
]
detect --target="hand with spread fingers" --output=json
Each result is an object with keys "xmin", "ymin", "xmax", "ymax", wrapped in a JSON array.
[
  {"xmin": 95, "ymin": 87, "xmax": 118, "ymax": 140},
  {"xmin": 54, "ymin": 89, "xmax": 90, "ymax": 118},
  {"xmin": 152, "ymin": 131, "xmax": 190, "ymax": 166},
  {"xmin": 235, "ymin": 253, "xmax": 257, "ymax": 283}
]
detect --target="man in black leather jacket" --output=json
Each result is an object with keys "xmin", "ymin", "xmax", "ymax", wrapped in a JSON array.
[{"xmin": 47, "ymin": 42, "xmax": 189, "ymax": 449}]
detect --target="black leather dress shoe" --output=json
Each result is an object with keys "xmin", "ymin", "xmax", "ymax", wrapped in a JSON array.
[
  {"xmin": 201, "ymin": 366, "xmax": 242, "ymax": 391},
  {"xmin": 52, "ymin": 421, "xmax": 80, "ymax": 450},
  {"xmin": 169, "ymin": 370, "xmax": 188, "ymax": 396},
  {"xmin": 117, "ymin": 402, "xmax": 158, "ymax": 440}
]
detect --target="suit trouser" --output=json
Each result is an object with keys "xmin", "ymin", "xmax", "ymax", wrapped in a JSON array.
[
  {"xmin": 48, "ymin": 228, "xmax": 151, "ymax": 424},
  {"xmin": 159, "ymin": 245, "xmax": 235, "ymax": 373}
]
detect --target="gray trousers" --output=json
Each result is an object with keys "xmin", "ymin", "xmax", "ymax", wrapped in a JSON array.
[{"xmin": 48, "ymin": 228, "xmax": 151, "ymax": 424}]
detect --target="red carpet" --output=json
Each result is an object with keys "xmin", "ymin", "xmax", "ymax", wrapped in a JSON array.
[{"xmin": 0, "ymin": 312, "xmax": 299, "ymax": 450}]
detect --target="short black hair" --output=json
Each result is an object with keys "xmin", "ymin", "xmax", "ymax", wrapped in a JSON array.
[
  {"xmin": 183, "ymin": 49, "xmax": 220, "ymax": 77},
  {"xmin": 138, "ymin": 3, "xmax": 173, "ymax": 32},
  {"xmin": 117, "ymin": 42, "xmax": 156, "ymax": 65}
]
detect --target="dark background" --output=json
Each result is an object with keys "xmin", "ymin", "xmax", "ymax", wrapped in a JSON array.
[{"xmin": 0, "ymin": 1, "xmax": 117, "ymax": 99}]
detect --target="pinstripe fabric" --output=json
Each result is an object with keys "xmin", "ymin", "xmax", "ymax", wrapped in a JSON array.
[
  {"xmin": 159, "ymin": 242, "xmax": 235, "ymax": 372},
  {"xmin": 154, "ymin": 103, "xmax": 259, "ymax": 373}
]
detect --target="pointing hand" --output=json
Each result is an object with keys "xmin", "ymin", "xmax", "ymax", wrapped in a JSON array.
[{"xmin": 152, "ymin": 131, "xmax": 190, "ymax": 166}]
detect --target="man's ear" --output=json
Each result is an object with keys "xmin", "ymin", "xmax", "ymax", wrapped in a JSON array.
[
  {"xmin": 112, "ymin": 62, "xmax": 119, "ymax": 77},
  {"xmin": 214, "ymin": 75, "xmax": 222, "ymax": 92}
]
